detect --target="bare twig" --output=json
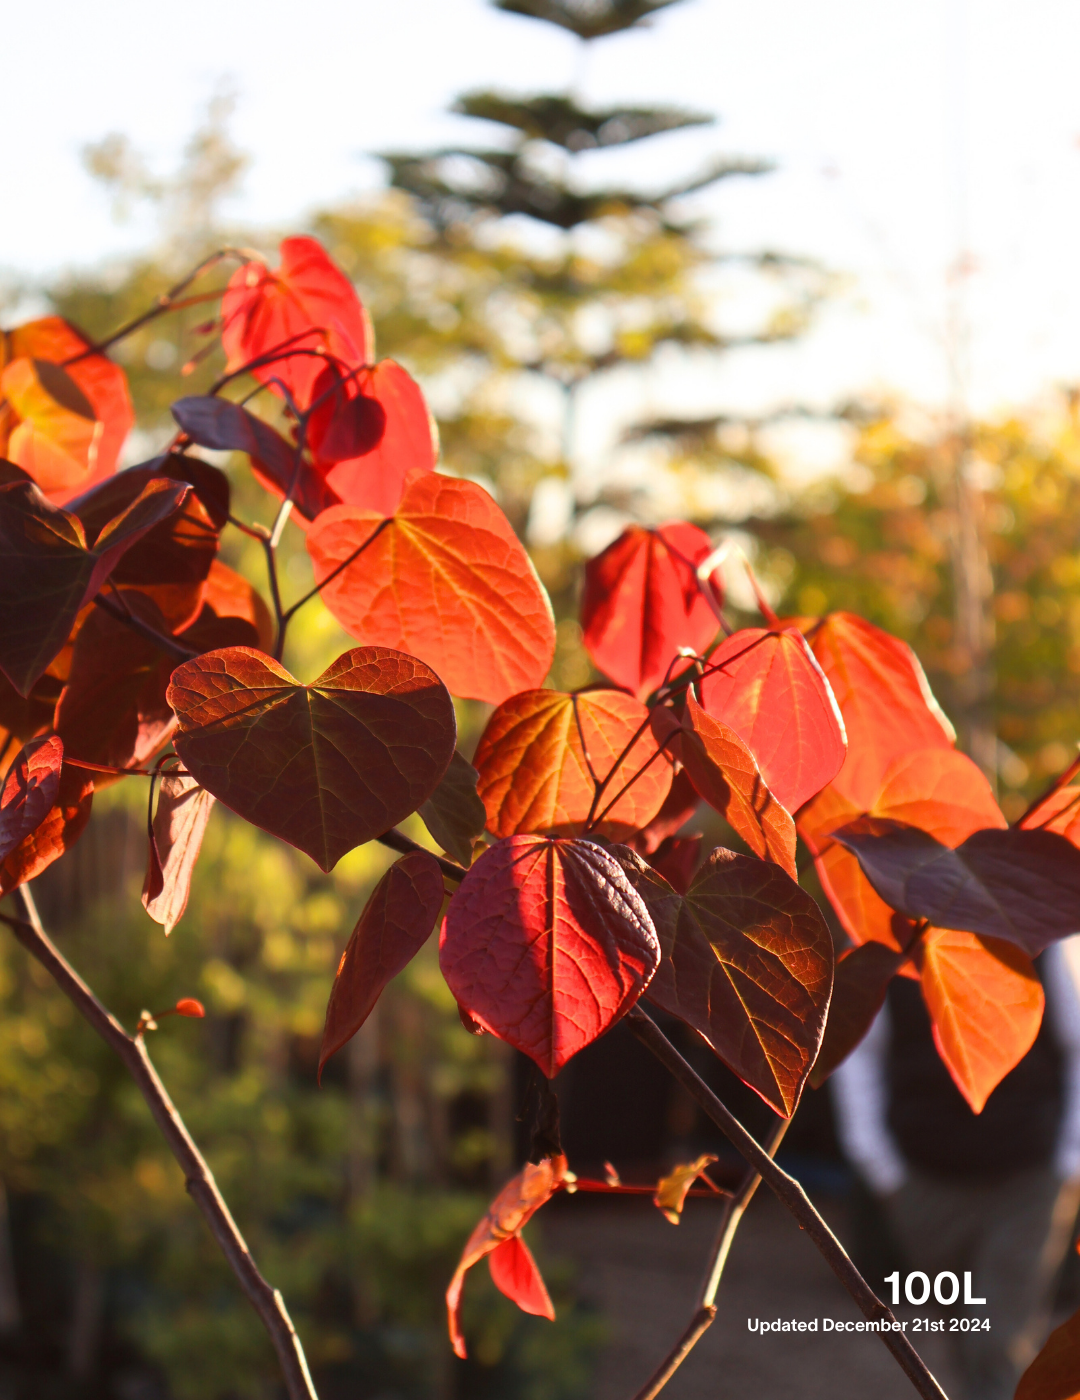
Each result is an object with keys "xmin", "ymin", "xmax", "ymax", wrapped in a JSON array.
[
  {"xmin": 626, "ymin": 1006, "xmax": 949, "ymax": 1400},
  {"xmin": 1, "ymin": 889, "xmax": 319, "ymax": 1400},
  {"xmin": 376, "ymin": 828, "xmax": 467, "ymax": 884},
  {"xmin": 94, "ymin": 593, "xmax": 197, "ymax": 663},
  {"xmin": 630, "ymin": 1116, "xmax": 788, "ymax": 1400}
]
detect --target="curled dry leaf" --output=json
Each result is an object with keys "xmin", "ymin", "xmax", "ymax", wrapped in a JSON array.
[
  {"xmin": 221, "ymin": 237, "xmax": 371, "ymax": 409},
  {"xmin": 920, "ymin": 928, "xmax": 1044, "ymax": 1113},
  {"xmin": 654, "ymin": 1154, "xmax": 719, "ymax": 1225},
  {"xmin": 440, "ymin": 835, "xmax": 660, "ymax": 1077},
  {"xmin": 0, "ymin": 316, "xmax": 134, "ymax": 501},
  {"xmin": 417, "ymin": 749, "xmax": 487, "ymax": 866},
  {"xmin": 619, "ymin": 846, "xmax": 834, "ymax": 1117},
  {"xmin": 474, "ymin": 688, "xmax": 672, "ymax": 841},
  {"xmin": 446, "ymin": 1154, "xmax": 567, "ymax": 1358},
  {"xmin": 168, "ymin": 645, "xmax": 456, "ymax": 871},
  {"xmin": 680, "ymin": 691, "xmax": 796, "ymax": 878},
  {"xmin": 699, "ymin": 627, "xmax": 846, "ymax": 815},
  {"xmin": 142, "ymin": 774, "xmax": 217, "ymax": 935},
  {"xmin": 833, "ymin": 819, "xmax": 1080, "ymax": 956},
  {"xmin": 0, "ymin": 477, "xmax": 190, "ymax": 697},
  {"xmin": 319, "ymin": 850, "xmax": 445, "ymax": 1080},
  {"xmin": 581, "ymin": 522, "xmax": 720, "ymax": 700},
  {"xmin": 0, "ymin": 735, "xmax": 64, "ymax": 864},
  {"xmin": 307, "ymin": 472, "xmax": 556, "ymax": 705}
]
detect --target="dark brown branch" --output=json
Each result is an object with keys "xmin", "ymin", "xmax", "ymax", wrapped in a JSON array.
[
  {"xmin": 1, "ymin": 891, "xmax": 319, "ymax": 1400},
  {"xmin": 376, "ymin": 828, "xmax": 468, "ymax": 883},
  {"xmin": 631, "ymin": 1116, "xmax": 788, "ymax": 1400},
  {"xmin": 94, "ymin": 594, "xmax": 197, "ymax": 663},
  {"xmin": 626, "ymin": 1006, "xmax": 949, "ymax": 1400}
]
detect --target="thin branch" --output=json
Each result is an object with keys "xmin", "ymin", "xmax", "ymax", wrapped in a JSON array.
[
  {"xmin": 1013, "ymin": 751, "xmax": 1080, "ymax": 829},
  {"xmin": 376, "ymin": 828, "xmax": 467, "ymax": 884},
  {"xmin": 631, "ymin": 1117, "xmax": 788, "ymax": 1400},
  {"xmin": 1, "ymin": 890, "xmax": 319, "ymax": 1400},
  {"xmin": 625, "ymin": 1006, "xmax": 949, "ymax": 1400}
]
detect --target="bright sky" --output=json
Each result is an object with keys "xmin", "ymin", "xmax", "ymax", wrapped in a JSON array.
[{"xmin": 5, "ymin": 0, "xmax": 1080, "ymax": 438}]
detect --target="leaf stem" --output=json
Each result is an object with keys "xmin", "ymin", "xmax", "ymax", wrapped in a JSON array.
[
  {"xmin": 625, "ymin": 1006, "xmax": 949, "ymax": 1400},
  {"xmin": 376, "ymin": 828, "xmax": 467, "ymax": 884},
  {"xmin": 0, "ymin": 889, "xmax": 319, "ymax": 1400},
  {"xmin": 629, "ymin": 1117, "xmax": 788, "ymax": 1400},
  {"xmin": 93, "ymin": 594, "xmax": 197, "ymax": 663}
]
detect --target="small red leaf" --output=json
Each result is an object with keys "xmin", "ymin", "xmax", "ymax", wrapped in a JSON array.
[
  {"xmin": 0, "ymin": 735, "xmax": 64, "ymax": 864},
  {"xmin": 473, "ymin": 689, "xmax": 671, "ymax": 841},
  {"xmin": 142, "ymin": 774, "xmax": 216, "ymax": 935},
  {"xmin": 440, "ymin": 835, "xmax": 660, "ymax": 1076},
  {"xmin": 698, "ymin": 628, "xmax": 846, "ymax": 814},
  {"xmin": 582, "ymin": 522, "xmax": 719, "ymax": 700},
  {"xmin": 680, "ymin": 692, "xmax": 797, "ymax": 878},
  {"xmin": 446, "ymin": 1155, "xmax": 567, "ymax": 1358},
  {"xmin": 319, "ymin": 850, "xmax": 445, "ymax": 1079},
  {"xmin": 221, "ymin": 237, "xmax": 371, "ymax": 409},
  {"xmin": 488, "ymin": 1234, "xmax": 555, "ymax": 1318},
  {"xmin": 0, "ymin": 760, "xmax": 93, "ymax": 895},
  {"xmin": 168, "ymin": 646, "xmax": 456, "ymax": 871},
  {"xmin": 311, "ymin": 360, "xmax": 438, "ymax": 516},
  {"xmin": 174, "ymin": 998, "xmax": 205, "ymax": 1018},
  {"xmin": 307, "ymin": 472, "xmax": 555, "ymax": 704}
]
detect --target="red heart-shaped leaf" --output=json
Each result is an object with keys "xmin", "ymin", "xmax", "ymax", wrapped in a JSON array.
[
  {"xmin": 319, "ymin": 850, "xmax": 445, "ymax": 1079},
  {"xmin": 440, "ymin": 835, "xmax": 660, "ymax": 1076},
  {"xmin": 473, "ymin": 688, "xmax": 672, "ymax": 841},
  {"xmin": 698, "ymin": 627, "xmax": 846, "ymax": 814},
  {"xmin": 221, "ymin": 237, "xmax": 371, "ymax": 408},
  {"xmin": 168, "ymin": 646, "xmax": 456, "ymax": 871},
  {"xmin": 307, "ymin": 472, "xmax": 555, "ymax": 704},
  {"xmin": 582, "ymin": 522, "xmax": 719, "ymax": 700}
]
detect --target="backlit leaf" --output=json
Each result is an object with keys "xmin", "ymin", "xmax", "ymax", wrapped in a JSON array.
[
  {"xmin": 446, "ymin": 1154, "xmax": 568, "ymax": 1359},
  {"xmin": 439, "ymin": 835, "xmax": 660, "ymax": 1076},
  {"xmin": 0, "ymin": 759, "xmax": 92, "ymax": 894},
  {"xmin": 142, "ymin": 774, "xmax": 216, "ymax": 935},
  {"xmin": 171, "ymin": 395, "xmax": 339, "ymax": 525},
  {"xmin": 418, "ymin": 750, "xmax": 486, "ymax": 866},
  {"xmin": 473, "ymin": 689, "xmax": 671, "ymax": 840},
  {"xmin": 653, "ymin": 1154, "xmax": 718, "ymax": 1225},
  {"xmin": 628, "ymin": 767, "xmax": 700, "ymax": 857},
  {"xmin": 0, "ymin": 735, "xmax": 63, "ymax": 864},
  {"xmin": 699, "ymin": 628, "xmax": 846, "ymax": 814},
  {"xmin": 487, "ymin": 1234, "xmax": 554, "ymax": 1318},
  {"xmin": 1023, "ymin": 785, "xmax": 1080, "ymax": 844},
  {"xmin": 0, "ymin": 477, "xmax": 190, "ymax": 696},
  {"xmin": 319, "ymin": 850, "xmax": 445, "ymax": 1078},
  {"xmin": 201, "ymin": 560, "xmax": 275, "ymax": 653},
  {"xmin": 920, "ymin": 927, "xmax": 1044, "ymax": 1113},
  {"xmin": 1015, "ymin": 1301, "xmax": 1080, "ymax": 1400},
  {"xmin": 680, "ymin": 692, "xmax": 796, "ymax": 878},
  {"xmin": 834, "ymin": 819, "xmax": 1080, "ymax": 955},
  {"xmin": 621, "ymin": 846, "xmax": 834, "ymax": 1116},
  {"xmin": 307, "ymin": 472, "xmax": 556, "ymax": 704},
  {"xmin": 221, "ymin": 237, "xmax": 371, "ymax": 409},
  {"xmin": 809, "ymin": 940, "xmax": 906, "ymax": 1088},
  {"xmin": 581, "ymin": 522, "xmax": 719, "ymax": 699},
  {"xmin": 311, "ymin": 360, "xmax": 438, "ymax": 516},
  {"xmin": 168, "ymin": 646, "xmax": 456, "ymax": 871},
  {"xmin": 0, "ymin": 317, "xmax": 134, "ymax": 501},
  {"xmin": 799, "ymin": 611, "xmax": 954, "ymax": 809}
]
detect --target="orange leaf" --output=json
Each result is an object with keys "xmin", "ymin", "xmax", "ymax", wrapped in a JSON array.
[
  {"xmin": 201, "ymin": 560, "xmax": 275, "ymax": 653},
  {"xmin": 488, "ymin": 1234, "xmax": 555, "ymax": 1318},
  {"xmin": 307, "ymin": 472, "xmax": 555, "ymax": 704},
  {"xmin": 0, "ymin": 760, "xmax": 92, "ymax": 895},
  {"xmin": 473, "ymin": 689, "xmax": 671, "ymax": 840},
  {"xmin": 681, "ymin": 692, "xmax": 796, "ymax": 878},
  {"xmin": 1, "ymin": 317, "xmax": 134, "ymax": 502},
  {"xmin": 1, "ymin": 359, "xmax": 102, "ymax": 495},
  {"xmin": 1016, "ymin": 1301, "xmax": 1080, "ymax": 1400},
  {"xmin": 919, "ymin": 928, "xmax": 1044, "ymax": 1113},
  {"xmin": 653, "ymin": 1154, "xmax": 718, "ymax": 1225},
  {"xmin": 1023, "ymin": 785, "xmax": 1080, "ymax": 844},
  {"xmin": 446, "ymin": 1155, "xmax": 567, "ymax": 1358}
]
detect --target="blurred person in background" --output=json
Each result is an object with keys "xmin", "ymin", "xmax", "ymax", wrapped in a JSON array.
[{"xmin": 832, "ymin": 937, "xmax": 1080, "ymax": 1400}]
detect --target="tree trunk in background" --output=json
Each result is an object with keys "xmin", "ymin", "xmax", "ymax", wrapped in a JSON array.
[
  {"xmin": 0, "ymin": 1181, "xmax": 20, "ymax": 1336},
  {"xmin": 68, "ymin": 1259, "xmax": 104, "ymax": 1381},
  {"xmin": 950, "ymin": 433, "xmax": 997, "ymax": 786}
]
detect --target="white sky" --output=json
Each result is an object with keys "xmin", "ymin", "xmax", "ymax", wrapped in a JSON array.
[{"xmin": 5, "ymin": 0, "xmax": 1080, "ymax": 444}]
